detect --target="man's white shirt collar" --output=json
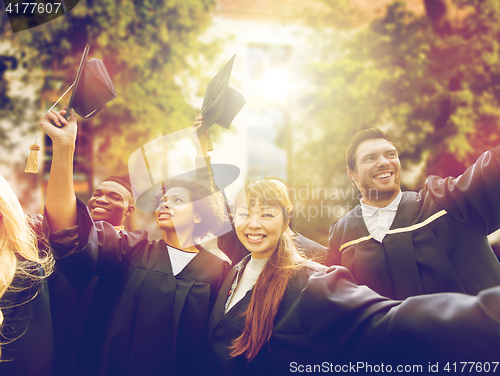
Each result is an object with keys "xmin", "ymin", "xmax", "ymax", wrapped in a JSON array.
[
  {"xmin": 361, "ymin": 191, "xmax": 403, "ymax": 242},
  {"xmin": 361, "ymin": 190, "xmax": 403, "ymax": 216}
]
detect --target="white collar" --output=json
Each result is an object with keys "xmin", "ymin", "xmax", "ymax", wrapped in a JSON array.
[{"xmin": 361, "ymin": 190, "xmax": 403, "ymax": 217}]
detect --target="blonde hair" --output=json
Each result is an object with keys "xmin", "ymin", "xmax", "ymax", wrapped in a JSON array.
[
  {"xmin": 0, "ymin": 174, "xmax": 53, "ymax": 359},
  {"xmin": 230, "ymin": 180, "xmax": 306, "ymax": 360}
]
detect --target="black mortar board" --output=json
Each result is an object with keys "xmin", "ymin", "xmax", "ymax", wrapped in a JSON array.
[
  {"xmin": 62, "ymin": 44, "xmax": 117, "ymax": 122},
  {"xmin": 198, "ymin": 55, "xmax": 246, "ymax": 133}
]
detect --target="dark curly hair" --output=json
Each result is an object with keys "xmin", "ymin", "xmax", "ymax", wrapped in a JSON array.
[{"xmin": 153, "ymin": 179, "xmax": 228, "ymax": 239}]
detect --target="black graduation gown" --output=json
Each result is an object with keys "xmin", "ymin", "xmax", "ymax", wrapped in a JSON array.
[
  {"xmin": 0, "ymin": 265, "xmax": 53, "ymax": 376},
  {"xmin": 294, "ymin": 233, "xmax": 327, "ymax": 263},
  {"xmin": 47, "ymin": 199, "xmax": 230, "ymax": 376},
  {"xmin": 207, "ymin": 261, "xmax": 500, "ymax": 376},
  {"xmin": 49, "ymin": 270, "xmax": 108, "ymax": 376},
  {"xmin": 24, "ymin": 212, "xmax": 99, "ymax": 376},
  {"xmin": 327, "ymin": 145, "xmax": 500, "ymax": 299}
]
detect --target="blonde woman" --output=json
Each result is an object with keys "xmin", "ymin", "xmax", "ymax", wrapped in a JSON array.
[
  {"xmin": 0, "ymin": 173, "xmax": 53, "ymax": 376},
  {"xmin": 208, "ymin": 180, "xmax": 500, "ymax": 375}
]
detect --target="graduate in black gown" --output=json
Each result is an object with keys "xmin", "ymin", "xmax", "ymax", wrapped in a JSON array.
[
  {"xmin": 47, "ymin": 176, "xmax": 136, "ymax": 376},
  {"xmin": 327, "ymin": 128, "xmax": 500, "ymax": 299},
  {"xmin": 0, "ymin": 173, "xmax": 54, "ymax": 376},
  {"xmin": 208, "ymin": 179, "xmax": 500, "ymax": 376},
  {"xmin": 40, "ymin": 107, "xmax": 231, "ymax": 376}
]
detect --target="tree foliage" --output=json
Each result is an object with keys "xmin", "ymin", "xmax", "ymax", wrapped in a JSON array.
[
  {"xmin": 294, "ymin": 0, "xmax": 500, "ymax": 240},
  {"xmin": 3, "ymin": 0, "xmax": 218, "ymax": 176}
]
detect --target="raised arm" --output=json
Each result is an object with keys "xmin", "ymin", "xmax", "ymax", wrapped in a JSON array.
[
  {"xmin": 39, "ymin": 107, "xmax": 78, "ymax": 233},
  {"xmin": 427, "ymin": 145, "xmax": 500, "ymax": 235},
  {"xmin": 191, "ymin": 115, "xmax": 246, "ymax": 264},
  {"xmin": 326, "ymin": 221, "xmax": 342, "ymax": 266},
  {"xmin": 191, "ymin": 113, "xmax": 216, "ymax": 191},
  {"xmin": 191, "ymin": 113, "xmax": 212, "ymax": 159}
]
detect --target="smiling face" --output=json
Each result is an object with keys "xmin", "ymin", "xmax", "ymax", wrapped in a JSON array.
[
  {"xmin": 348, "ymin": 138, "xmax": 401, "ymax": 207},
  {"xmin": 88, "ymin": 181, "xmax": 135, "ymax": 226},
  {"xmin": 234, "ymin": 201, "xmax": 287, "ymax": 259},
  {"xmin": 155, "ymin": 187, "xmax": 201, "ymax": 236}
]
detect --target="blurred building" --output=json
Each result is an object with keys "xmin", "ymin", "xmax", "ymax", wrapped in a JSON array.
[
  {"xmin": 200, "ymin": 0, "xmax": 424, "ymax": 200},
  {"xmin": 200, "ymin": 0, "xmax": 331, "ymax": 199}
]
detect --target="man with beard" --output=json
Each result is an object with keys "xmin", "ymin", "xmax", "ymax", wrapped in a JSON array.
[{"xmin": 326, "ymin": 128, "xmax": 500, "ymax": 300}]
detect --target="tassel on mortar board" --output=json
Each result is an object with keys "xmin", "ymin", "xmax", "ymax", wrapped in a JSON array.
[
  {"xmin": 25, "ymin": 83, "xmax": 75, "ymax": 174},
  {"xmin": 25, "ymin": 142, "xmax": 40, "ymax": 174}
]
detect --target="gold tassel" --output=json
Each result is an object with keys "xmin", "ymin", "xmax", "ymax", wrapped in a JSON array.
[
  {"xmin": 206, "ymin": 131, "xmax": 214, "ymax": 152},
  {"xmin": 24, "ymin": 143, "xmax": 40, "ymax": 174}
]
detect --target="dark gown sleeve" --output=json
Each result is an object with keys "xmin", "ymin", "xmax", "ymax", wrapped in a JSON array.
[
  {"xmin": 0, "ymin": 267, "xmax": 53, "ymax": 376},
  {"xmin": 299, "ymin": 265, "xmax": 500, "ymax": 363},
  {"xmin": 217, "ymin": 230, "xmax": 249, "ymax": 265},
  {"xmin": 326, "ymin": 221, "xmax": 341, "ymax": 266},
  {"xmin": 44, "ymin": 198, "xmax": 149, "ymax": 289},
  {"xmin": 426, "ymin": 145, "xmax": 500, "ymax": 236},
  {"xmin": 210, "ymin": 263, "xmax": 500, "ymax": 375},
  {"xmin": 26, "ymin": 213, "xmax": 50, "ymax": 254},
  {"xmin": 294, "ymin": 233, "xmax": 327, "ymax": 264}
]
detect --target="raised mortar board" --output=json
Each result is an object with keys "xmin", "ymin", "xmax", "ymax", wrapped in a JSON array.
[
  {"xmin": 198, "ymin": 55, "xmax": 246, "ymax": 133},
  {"xmin": 69, "ymin": 57, "xmax": 117, "ymax": 119},
  {"xmin": 49, "ymin": 44, "xmax": 117, "ymax": 125}
]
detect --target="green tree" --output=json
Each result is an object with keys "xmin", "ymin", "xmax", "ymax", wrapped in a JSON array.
[
  {"xmin": 4, "ymin": 0, "xmax": 219, "ymax": 178},
  {"xmin": 295, "ymin": 0, "xmax": 500, "ymax": 242},
  {"xmin": 0, "ymin": 6, "xmax": 36, "ymax": 154},
  {"xmin": 0, "ymin": 52, "xmax": 25, "ymax": 150}
]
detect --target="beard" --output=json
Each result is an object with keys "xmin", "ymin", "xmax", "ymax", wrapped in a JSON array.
[{"xmin": 357, "ymin": 172, "xmax": 401, "ymax": 204}]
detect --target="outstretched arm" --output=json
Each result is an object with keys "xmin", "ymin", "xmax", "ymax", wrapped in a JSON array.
[
  {"xmin": 39, "ymin": 107, "xmax": 78, "ymax": 233},
  {"xmin": 427, "ymin": 146, "xmax": 500, "ymax": 235},
  {"xmin": 298, "ymin": 266, "xmax": 500, "ymax": 363}
]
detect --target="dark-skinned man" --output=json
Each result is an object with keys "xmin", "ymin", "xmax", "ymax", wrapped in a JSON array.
[{"xmin": 39, "ymin": 108, "xmax": 136, "ymax": 376}]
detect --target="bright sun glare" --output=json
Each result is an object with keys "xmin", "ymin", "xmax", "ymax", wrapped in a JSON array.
[{"xmin": 259, "ymin": 68, "xmax": 292, "ymax": 105}]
